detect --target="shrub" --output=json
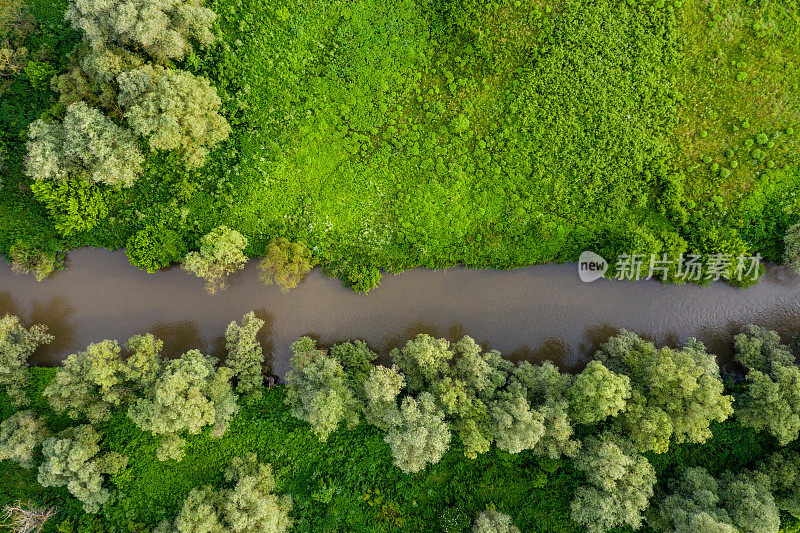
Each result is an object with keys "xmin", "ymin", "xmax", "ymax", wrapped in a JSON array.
[
  {"xmin": 30, "ymin": 177, "xmax": 112, "ymax": 236},
  {"xmin": 341, "ymin": 263, "xmax": 382, "ymax": 293},
  {"xmin": 159, "ymin": 455, "xmax": 293, "ymax": 533},
  {"xmin": 257, "ymin": 238, "xmax": 317, "ymax": 292},
  {"xmin": 117, "ymin": 65, "xmax": 230, "ymax": 169},
  {"xmin": 224, "ymin": 312, "xmax": 265, "ymax": 400},
  {"xmin": 25, "ymin": 101, "xmax": 144, "ymax": 187},
  {"xmin": 784, "ymin": 222, "xmax": 800, "ymax": 274},
  {"xmin": 127, "ymin": 349, "xmax": 238, "ymax": 461},
  {"xmin": 65, "ymin": 0, "xmax": 217, "ymax": 62},
  {"xmin": 284, "ymin": 337, "xmax": 359, "ymax": 441},
  {"xmin": 125, "ymin": 225, "xmax": 187, "ymax": 273},
  {"xmin": 0, "ymin": 410, "xmax": 50, "ymax": 468},
  {"xmin": 0, "ymin": 315, "xmax": 53, "ymax": 407},
  {"xmin": 9, "ymin": 240, "xmax": 62, "ymax": 281},
  {"xmin": 471, "ymin": 509, "xmax": 520, "ymax": 533},
  {"xmin": 182, "ymin": 226, "xmax": 248, "ymax": 294},
  {"xmin": 570, "ymin": 435, "xmax": 655, "ymax": 533},
  {"xmin": 384, "ymin": 392, "xmax": 451, "ymax": 473},
  {"xmin": 37, "ymin": 425, "xmax": 128, "ymax": 513}
]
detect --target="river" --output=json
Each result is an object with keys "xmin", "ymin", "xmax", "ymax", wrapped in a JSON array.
[{"xmin": 2, "ymin": 248, "xmax": 799, "ymax": 376}]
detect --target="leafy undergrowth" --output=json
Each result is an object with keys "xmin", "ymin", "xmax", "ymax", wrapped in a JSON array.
[
  {"xmin": 0, "ymin": 0, "xmax": 799, "ymax": 285},
  {"xmin": 0, "ymin": 368, "xmax": 789, "ymax": 533}
]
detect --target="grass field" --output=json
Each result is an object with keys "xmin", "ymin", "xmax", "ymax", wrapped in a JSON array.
[{"xmin": 1, "ymin": 0, "xmax": 799, "ymax": 287}]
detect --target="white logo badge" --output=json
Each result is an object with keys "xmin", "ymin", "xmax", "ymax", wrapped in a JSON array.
[{"xmin": 578, "ymin": 251, "xmax": 607, "ymax": 282}]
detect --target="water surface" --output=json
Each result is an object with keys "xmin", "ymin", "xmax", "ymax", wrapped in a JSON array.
[{"xmin": 2, "ymin": 248, "xmax": 799, "ymax": 376}]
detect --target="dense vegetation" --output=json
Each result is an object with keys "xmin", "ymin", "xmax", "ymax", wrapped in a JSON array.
[
  {"xmin": 1, "ymin": 0, "xmax": 799, "ymax": 290},
  {"xmin": 2, "ymin": 313, "xmax": 800, "ymax": 532}
]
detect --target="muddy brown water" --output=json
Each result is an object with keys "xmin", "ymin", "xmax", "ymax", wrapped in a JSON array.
[{"xmin": 2, "ymin": 248, "xmax": 800, "ymax": 377}]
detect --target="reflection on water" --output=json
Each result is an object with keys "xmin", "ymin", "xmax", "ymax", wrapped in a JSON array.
[{"xmin": 1, "ymin": 248, "xmax": 799, "ymax": 377}]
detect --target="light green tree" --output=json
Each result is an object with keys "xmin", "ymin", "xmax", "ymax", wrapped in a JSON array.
[
  {"xmin": 37, "ymin": 425, "xmax": 127, "ymax": 513},
  {"xmin": 596, "ymin": 332, "xmax": 733, "ymax": 453},
  {"xmin": 472, "ymin": 508, "xmax": 520, "ymax": 533},
  {"xmin": 0, "ymin": 315, "xmax": 52, "ymax": 407},
  {"xmin": 734, "ymin": 324, "xmax": 794, "ymax": 373},
  {"xmin": 10, "ymin": 240, "xmax": 61, "ymax": 281},
  {"xmin": 784, "ymin": 222, "xmax": 800, "ymax": 274},
  {"xmin": 570, "ymin": 434, "xmax": 656, "ymax": 533},
  {"xmin": 127, "ymin": 349, "xmax": 238, "ymax": 461},
  {"xmin": 225, "ymin": 312, "xmax": 265, "ymax": 400},
  {"xmin": 489, "ymin": 390, "xmax": 544, "ymax": 454},
  {"xmin": 118, "ymin": 65, "xmax": 230, "ymax": 169},
  {"xmin": 567, "ymin": 360, "xmax": 631, "ymax": 425},
  {"xmin": 384, "ymin": 392, "xmax": 451, "ymax": 473},
  {"xmin": 159, "ymin": 454, "xmax": 293, "ymax": 533},
  {"xmin": 651, "ymin": 467, "xmax": 736, "ymax": 533},
  {"xmin": 44, "ymin": 334, "xmax": 163, "ymax": 423},
  {"xmin": 25, "ymin": 101, "xmax": 144, "ymax": 186},
  {"xmin": 391, "ymin": 334, "xmax": 454, "ymax": 393},
  {"xmin": 258, "ymin": 238, "xmax": 317, "ymax": 292},
  {"xmin": 757, "ymin": 450, "xmax": 800, "ymax": 519},
  {"xmin": 721, "ymin": 471, "xmax": 780, "ymax": 533},
  {"xmin": 284, "ymin": 337, "xmax": 359, "ymax": 441},
  {"xmin": 0, "ymin": 410, "xmax": 50, "ymax": 468},
  {"xmin": 182, "ymin": 226, "xmax": 248, "ymax": 294},
  {"xmin": 362, "ymin": 364, "xmax": 404, "ymax": 430},
  {"xmin": 65, "ymin": 0, "xmax": 216, "ymax": 62}
]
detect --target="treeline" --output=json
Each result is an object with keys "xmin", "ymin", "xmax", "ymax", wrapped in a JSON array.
[{"xmin": 2, "ymin": 313, "xmax": 800, "ymax": 531}]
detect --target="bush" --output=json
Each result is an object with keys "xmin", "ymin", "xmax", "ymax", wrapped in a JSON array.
[
  {"xmin": 9, "ymin": 240, "xmax": 62, "ymax": 281},
  {"xmin": 471, "ymin": 509, "xmax": 520, "ymax": 533},
  {"xmin": 30, "ymin": 177, "xmax": 113, "ymax": 236},
  {"xmin": 117, "ymin": 65, "xmax": 230, "ymax": 169},
  {"xmin": 341, "ymin": 263, "xmax": 382, "ymax": 293},
  {"xmin": 257, "ymin": 238, "xmax": 317, "ymax": 292},
  {"xmin": 25, "ymin": 101, "xmax": 144, "ymax": 187},
  {"xmin": 125, "ymin": 225, "xmax": 187, "ymax": 273},
  {"xmin": 784, "ymin": 222, "xmax": 800, "ymax": 274},
  {"xmin": 0, "ymin": 315, "xmax": 53, "ymax": 407},
  {"xmin": 182, "ymin": 225, "xmax": 248, "ymax": 294},
  {"xmin": 37, "ymin": 425, "xmax": 128, "ymax": 513},
  {"xmin": 0, "ymin": 410, "xmax": 50, "ymax": 468},
  {"xmin": 65, "ymin": 0, "xmax": 217, "ymax": 62},
  {"xmin": 224, "ymin": 312, "xmax": 265, "ymax": 400}
]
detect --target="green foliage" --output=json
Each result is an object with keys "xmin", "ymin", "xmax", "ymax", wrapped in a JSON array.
[
  {"xmin": 117, "ymin": 65, "xmax": 230, "ymax": 169},
  {"xmin": 125, "ymin": 225, "xmax": 187, "ymax": 273},
  {"xmin": 65, "ymin": 0, "xmax": 216, "ymax": 62},
  {"xmin": 25, "ymin": 101, "xmax": 144, "ymax": 187},
  {"xmin": 567, "ymin": 361, "xmax": 631, "ymax": 425},
  {"xmin": 127, "ymin": 349, "xmax": 238, "ymax": 461},
  {"xmin": 182, "ymin": 225, "xmax": 247, "ymax": 294},
  {"xmin": 29, "ymin": 177, "xmax": 112, "ymax": 237},
  {"xmin": 596, "ymin": 331, "xmax": 733, "ymax": 454},
  {"xmin": 757, "ymin": 450, "xmax": 800, "ymax": 519},
  {"xmin": 9, "ymin": 239, "xmax": 62, "ymax": 281},
  {"xmin": 570, "ymin": 435, "xmax": 656, "ymax": 533},
  {"xmin": 224, "ymin": 311, "xmax": 265, "ymax": 400},
  {"xmin": 37, "ymin": 424, "xmax": 128, "ymax": 513},
  {"xmin": 0, "ymin": 315, "xmax": 53, "ymax": 407},
  {"xmin": 284, "ymin": 337, "xmax": 359, "ymax": 441},
  {"xmin": 257, "ymin": 238, "xmax": 316, "ymax": 292},
  {"xmin": 784, "ymin": 222, "xmax": 800, "ymax": 274},
  {"xmin": 362, "ymin": 364, "xmax": 404, "ymax": 431},
  {"xmin": 0, "ymin": 410, "xmax": 49, "ymax": 468}
]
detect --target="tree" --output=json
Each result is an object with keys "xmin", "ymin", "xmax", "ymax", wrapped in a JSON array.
[
  {"xmin": 9, "ymin": 240, "xmax": 62, "ymax": 281},
  {"xmin": 330, "ymin": 340, "xmax": 378, "ymax": 400},
  {"xmin": 390, "ymin": 334, "xmax": 454, "ymax": 393},
  {"xmin": 182, "ymin": 226, "xmax": 248, "ymax": 294},
  {"xmin": 784, "ymin": 222, "xmax": 800, "ymax": 274},
  {"xmin": 225, "ymin": 312, "xmax": 265, "ymax": 400},
  {"xmin": 284, "ymin": 337, "xmax": 359, "ymax": 441},
  {"xmin": 757, "ymin": 450, "xmax": 800, "ymax": 518},
  {"xmin": 471, "ymin": 509, "xmax": 520, "ymax": 533},
  {"xmin": 159, "ymin": 454, "xmax": 293, "ymax": 533},
  {"xmin": 721, "ymin": 471, "xmax": 780, "ymax": 533},
  {"xmin": 118, "ymin": 65, "xmax": 230, "ymax": 169},
  {"xmin": 0, "ymin": 410, "xmax": 49, "ymax": 468},
  {"xmin": 0, "ymin": 315, "xmax": 53, "ymax": 407},
  {"xmin": 567, "ymin": 360, "xmax": 631, "ymax": 425},
  {"xmin": 65, "ymin": 0, "xmax": 217, "ymax": 63},
  {"xmin": 651, "ymin": 467, "xmax": 736, "ymax": 533},
  {"xmin": 596, "ymin": 332, "xmax": 733, "ymax": 454},
  {"xmin": 258, "ymin": 238, "xmax": 317, "ymax": 292},
  {"xmin": 127, "ymin": 350, "xmax": 238, "ymax": 461},
  {"xmin": 489, "ymin": 390, "xmax": 544, "ymax": 455},
  {"xmin": 734, "ymin": 326, "xmax": 800, "ymax": 445},
  {"xmin": 126, "ymin": 225, "xmax": 187, "ymax": 273},
  {"xmin": 37, "ymin": 425, "xmax": 127, "ymax": 513},
  {"xmin": 45, "ymin": 335, "xmax": 163, "ymax": 423},
  {"xmin": 384, "ymin": 392, "xmax": 451, "ymax": 473},
  {"xmin": 362, "ymin": 365, "xmax": 404, "ymax": 431},
  {"xmin": 570, "ymin": 435, "xmax": 656, "ymax": 533},
  {"xmin": 25, "ymin": 101, "xmax": 144, "ymax": 187}
]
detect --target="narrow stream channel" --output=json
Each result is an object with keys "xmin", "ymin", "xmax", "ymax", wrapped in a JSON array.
[{"xmin": 2, "ymin": 248, "xmax": 799, "ymax": 376}]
